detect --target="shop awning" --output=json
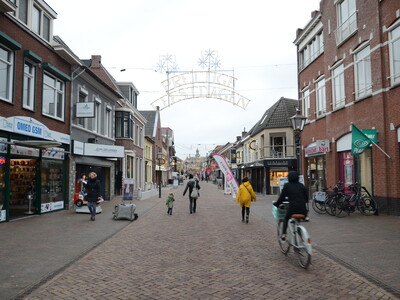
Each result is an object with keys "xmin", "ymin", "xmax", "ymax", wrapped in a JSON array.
[{"xmin": 13, "ymin": 140, "xmax": 62, "ymax": 149}]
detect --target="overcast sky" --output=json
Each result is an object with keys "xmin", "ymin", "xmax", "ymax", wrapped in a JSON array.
[{"xmin": 47, "ymin": 0, "xmax": 321, "ymax": 159}]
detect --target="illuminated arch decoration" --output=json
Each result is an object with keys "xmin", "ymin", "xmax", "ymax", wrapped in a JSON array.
[{"xmin": 151, "ymin": 71, "xmax": 251, "ymax": 110}]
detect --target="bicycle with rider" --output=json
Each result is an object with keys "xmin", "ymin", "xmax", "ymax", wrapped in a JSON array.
[{"xmin": 273, "ymin": 171, "xmax": 308, "ymax": 241}]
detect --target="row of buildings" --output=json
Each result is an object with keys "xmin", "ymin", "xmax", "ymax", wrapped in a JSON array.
[
  {"xmin": 209, "ymin": 0, "xmax": 400, "ymax": 215},
  {"xmin": 0, "ymin": 0, "xmax": 176, "ymax": 223}
]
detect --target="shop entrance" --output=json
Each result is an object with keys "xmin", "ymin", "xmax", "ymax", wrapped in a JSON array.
[
  {"xmin": 76, "ymin": 165, "xmax": 109, "ymax": 200},
  {"xmin": 9, "ymin": 159, "xmax": 37, "ymax": 219}
]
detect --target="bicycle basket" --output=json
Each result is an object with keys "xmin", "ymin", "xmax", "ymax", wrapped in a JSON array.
[
  {"xmin": 312, "ymin": 191, "xmax": 327, "ymax": 203},
  {"xmin": 272, "ymin": 203, "xmax": 286, "ymax": 220}
]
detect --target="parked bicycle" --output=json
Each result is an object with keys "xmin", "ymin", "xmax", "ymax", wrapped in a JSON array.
[
  {"xmin": 272, "ymin": 201, "xmax": 312, "ymax": 269},
  {"xmin": 335, "ymin": 182, "xmax": 378, "ymax": 217},
  {"xmin": 312, "ymin": 182, "xmax": 344, "ymax": 216}
]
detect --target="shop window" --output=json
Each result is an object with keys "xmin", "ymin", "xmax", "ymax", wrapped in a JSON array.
[
  {"xmin": 270, "ymin": 170, "xmax": 288, "ymax": 194},
  {"xmin": 0, "ymin": 45, "xmax": 14, "ymax": 103},
  {"xmin": 0, "ymin": 164, "xmax": 5, "ymax": 221},
  {"xmin": 9, "ymin": 159, "xmax": 37, "ymax": 216},
  {"xmin": 41, "ymin": 160, "xmax": 63, "ymax": 210}
]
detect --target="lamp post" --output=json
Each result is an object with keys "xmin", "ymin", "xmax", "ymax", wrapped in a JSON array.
[
  {"xmin": 157, "ymin": 151, "xmax": 163, "ymax": 198},
  {"xmin": 290, "ymin": 109, "xmax": 307, "ymax": 173}
]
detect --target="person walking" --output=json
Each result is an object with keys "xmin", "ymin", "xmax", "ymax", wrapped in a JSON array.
[
  {"xmin": 166, "ymin": 192, "xmax": 175, "ymax": 215},
  {"xmin": 236, "ymin": 177, "xmax": 256, "ymax": 223},
  {"xmin": 183, "ymin": 174, "xmax": 200, "ymax": 214},
  {"xmin": 84, "ymin": 172, "xmax": 101, "ymax": 221},
  {"xmin": 273, "ymin": 171, "xmax": 308, "ymax": 240}
]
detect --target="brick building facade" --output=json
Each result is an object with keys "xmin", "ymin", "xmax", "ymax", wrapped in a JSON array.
[{"xmin": 295, "ymin": 0, "xmax": 400, "ymax": 214}]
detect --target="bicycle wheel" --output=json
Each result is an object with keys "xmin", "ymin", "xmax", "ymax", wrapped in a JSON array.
[
  {"xmin": 358, "ymin": 195, "xmax": 378, "ymax": 216},
  {"xmin": 335, "ymin": 196, "xmax": 348, "ymax": 218},
  {"xmin": 277, "ymin": 220, "xmax": 290, "ymax": 255},
  {"xmin": 295, "ymin": 228, "xmax": 311, "ymax": 269},
  {"xmin": 312, "ymin": 199, "xmax": 326, "ymax": 214},
  {"xmin": 324, "ymin": 195, "xmax": 336, "ymax": 216}
]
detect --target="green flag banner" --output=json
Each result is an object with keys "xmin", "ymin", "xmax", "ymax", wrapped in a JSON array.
[{"xmin": 351, "ymin": 124, "xmax": 372, "ymax": 156}]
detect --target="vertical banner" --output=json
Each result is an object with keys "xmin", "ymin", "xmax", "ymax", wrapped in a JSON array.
[{"xmin": 212, "ymin": 154, "xmax": 239, "ymax": 198}]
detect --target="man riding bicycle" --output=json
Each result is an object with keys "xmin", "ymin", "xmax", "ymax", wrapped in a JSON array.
[{"xmin": 273, "ymin": 171, "xmax": 308, "ymax": 241}]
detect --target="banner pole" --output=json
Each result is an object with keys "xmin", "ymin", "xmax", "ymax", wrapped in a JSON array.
[{"xmin": 371, "ymin": 140, "xmax": 391, "ymax": 159}]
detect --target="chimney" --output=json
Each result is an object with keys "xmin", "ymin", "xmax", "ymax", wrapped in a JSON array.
[
  {"xmin": 236, "ymin": 136, "xmax": 241, "ymax": 142},
  {"xmin": 242, "ymin": 128, "xmax": 247, "ymax": 138},
  {"xmin": 156, "ymin": 106, "xmax": 160, "ymax": 111},
  {"xmin": 91, "ymin": 55, "xmax": 102, "ymax": 68},
  {"xmin": 311, "ymin": 10, "xmax": 319, "ymax": 18}
]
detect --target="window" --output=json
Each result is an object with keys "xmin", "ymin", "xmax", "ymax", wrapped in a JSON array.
[
  {"xmin": 0, "ymin": 46, "xmax": 14, "ymax": 103},
  {"xmin": 42, "ymin": 73, "xmax": 65, "ymax": 120},
  {"xmin": 13, "ymin": 0, "xmax": 52, "ymax": 42},
  {"xmin": 43, "ymin": 15, "xmax": 50, "ymax": 41},
  {"xmin": 93, "ymin": 99, "xmax": 101, "ymax": 133},
  {"xmin": 116, "ymin": 111, "xmax": 133, "ymax": 138},
  {"xmin": 335, "ymin": 0, "xmax": 357, "ymax": 44},
  {"xmin": 18, "ymin": 0, "xmax": 28, "ymax": 24},
  {"xmin": 105, "ymin": 106, "xmax": 112, "ymax": 138},
  {"xmin": 76, "ymin": 92, "xmax": 87, "ymax": 127},
  {"xmin": 389, "ymin": 25, "xmax": 400, "ymax": 86},
  {"xmin": 299, "ymin": 31, "xmax": 324, "ymax": 70},
  {"xmin": 23, "ymin": 61, "xmax": 36, "ymax": 110},
  {"xmin": 332, "ymin": 64, "xmax": 345, "ymax": 109},
  {"xmin": 32, "ymin": 5, "xmax": 41, "ymax": 35},
  {"xmin": 127, "ymin": 156, "xmax": 134, "ymax": 178},
  {"xmin": 316, "ymin": 78, "xmax": 326, "ymax": 117},
  {"xmin": 302, "ymin": 88, "xmax": 310, "ymax": 118},
  {"xmin": 354, "ymin": 46, "xmax": 372, "ymax": 99},
  {"xmin": 270, "ymin": 136, "xmax": 286, "ymax": 158}
]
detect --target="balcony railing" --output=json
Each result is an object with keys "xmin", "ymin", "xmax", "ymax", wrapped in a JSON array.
[{"xmin": 334, "ymin": 11, "xmax": 357, "ymax": 45}]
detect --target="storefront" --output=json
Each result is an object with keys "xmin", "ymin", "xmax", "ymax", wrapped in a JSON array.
[
  {"xmin": 263, "ymin": 159, "xmax": 297, "ymax": 194},
  {"xmin": 71, "ymin": 141, "xmax": 124, "ymax": 203},
  {"xmin": 305, "ymin": 140, "xmax": 330, "ymax": 195},
  {"xmin": 0, "ymin": 117, "xmax": 70, "ymax": 223},
  {"xmin": 337, "ymin": 134, "xmax": 373, "ymax": 193}
]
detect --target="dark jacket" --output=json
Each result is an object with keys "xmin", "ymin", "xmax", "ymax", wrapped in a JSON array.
[
  {"xmin": 183, "ymin": 179, "xmax": 200, "ymax": 197},
  {"xmin": 274, "ymin": 171, "xmax": 308, "ymax": 215},
  {"xmin": 85, "ymin": 177, "xmax": 101, "ymax": 202}
]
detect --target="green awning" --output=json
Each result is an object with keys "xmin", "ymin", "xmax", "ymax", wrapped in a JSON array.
[
  {"xmin": 42, "ymin": 62, "xmax": 71, "ymax": 81},
  {"xmin": 0, "ymin": 30, "xmax": 21, "ymax": 50},
  {"xmin": 23, "ymin": 50, "xmax": 42, "ymax": 63}
]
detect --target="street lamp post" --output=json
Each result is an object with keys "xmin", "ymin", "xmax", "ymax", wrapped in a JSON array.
[
  {"xmin": 290, "ymin": 109, "xmax": 307, "ymax": 173},
  {"xmin": 157, "ymin": 151, "xmax": 163, "ymax": 198}
]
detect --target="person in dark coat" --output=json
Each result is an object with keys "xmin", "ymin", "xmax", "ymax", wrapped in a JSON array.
[
  {"xmin": 273, "ymin": 171, "xmax": 308, "ymax": 240},
  {"xmin": 183, "ymin": 174, "xmax": 200, "ymax": 214},
  {"xmin": 84, "ymin": 172, "xmax": 101, "ymax": 221}
]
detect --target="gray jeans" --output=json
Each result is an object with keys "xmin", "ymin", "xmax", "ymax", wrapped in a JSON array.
[{"xmin": 87, "ymin": 201, "xmax": 97, "ymax": 216}]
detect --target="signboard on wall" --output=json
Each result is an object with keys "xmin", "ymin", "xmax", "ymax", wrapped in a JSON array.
[
  {"xmin": 84, "ymin": 143, "xmax": 124, "ymax": 158},
  {"xmin": 76, "ymin": 102, "xmax": 95, "ymax": 118}
]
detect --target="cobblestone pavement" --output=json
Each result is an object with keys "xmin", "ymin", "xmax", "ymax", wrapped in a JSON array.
[{"xmin": 23, "ymin": 182, "xmax": 397, "ymax": 300}]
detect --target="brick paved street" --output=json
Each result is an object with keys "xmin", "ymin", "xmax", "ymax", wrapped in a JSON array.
[{"xmin": 22, "ymin": 182, "xmax": 397, "ymax": 300}]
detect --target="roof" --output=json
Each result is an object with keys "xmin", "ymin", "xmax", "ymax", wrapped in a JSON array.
[
  {"xmin": 82, "ymin": 58, "xmax": 124, "ymax": 98},
  {"xmin": 251, "ymin": 97, "xmax": 299, "ymax": 136},
  {"xmin": 140, "ymin": 110, "xmax": 158, "ymax": 137}
]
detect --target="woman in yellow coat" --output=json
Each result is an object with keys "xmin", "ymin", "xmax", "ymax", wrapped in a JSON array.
[{"xmin": 236, "ymin": 177, "xmax": 256, "ymax": 223}]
